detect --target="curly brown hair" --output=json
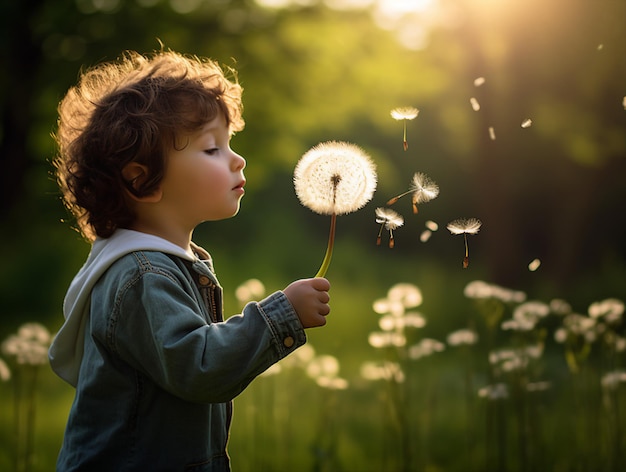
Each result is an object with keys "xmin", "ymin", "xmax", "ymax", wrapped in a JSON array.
[{"xmin": 54, "ymin": 50, "xmax": 245, "ymax": 242}]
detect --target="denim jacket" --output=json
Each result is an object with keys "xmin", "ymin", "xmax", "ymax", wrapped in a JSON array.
[{"xmin": 50, "ymin": 230, "xmax": 306, "ymax": 471}]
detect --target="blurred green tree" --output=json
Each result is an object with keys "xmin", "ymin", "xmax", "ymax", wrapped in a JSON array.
[{"xmin": 0, "ymin": 0, "xmax": 624, "ymax": 333}]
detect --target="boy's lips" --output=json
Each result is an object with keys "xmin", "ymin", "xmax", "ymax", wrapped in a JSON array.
[{"xmin": 233, "ymin": 180, "xmax": 246, "ymax": 191}]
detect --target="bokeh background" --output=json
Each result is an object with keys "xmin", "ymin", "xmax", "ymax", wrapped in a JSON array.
[{"xmin": 1, "ymin": 0, "xmax": 625, "ymax": 470}]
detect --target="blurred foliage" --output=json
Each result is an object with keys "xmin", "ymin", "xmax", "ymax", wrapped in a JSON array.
[
  {"xmin": 0, "ymin": 0, "xmax": 625, "ymax": 467},
  {"xmin": 0, "ymin": 0, "xmax": 623, "ymax": 318}
]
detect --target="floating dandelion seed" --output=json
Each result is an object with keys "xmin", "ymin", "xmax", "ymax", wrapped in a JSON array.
[
  {"xmin": 375, "ymin": 207, "xmax": 404, "ymax": 248},
  {"xmin": 622, "ymin": 96, "xmax": 626, "ymax": 110},
  {"xmin": 294, "ymin": 141, "xmax": 377, "ymax": 277},
  {"xmin": 447, "ymin": 218, "xmax": 482, "ymax": 268},
  {"xmin": 521, "ymin": 118, "xmax": 533, "ymax": 128},
  {"xmin": 528, "ymin": 258, "xmax": 541, "ymax": 271},
  {"xmin": 387, "ymin": 172, "xmax": 439, "ymax": 214},
  {"xmin": 474, "ymin": 77, "xmax": 486, "ymax": 87},
  {"xmin": 420, "ymin": 217, "xmax": 439, "ymax": 242},
  {"xmin": 425, "ymin": 220, "xmax": 438, "ymax": 231},
  {"xmin": 470, "ymin": 97, "xmax": 481, "ymax": 111},
  {"xmin": 390, "ymin": 106, "xmax": 419, "ymax": 151},
  {"xmin": 488, "ymin": 126, "xmax": 496, "ymax": 140}
]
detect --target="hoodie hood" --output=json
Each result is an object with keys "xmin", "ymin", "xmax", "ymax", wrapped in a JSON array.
[{"xmin": 49, "ymin": 229, "xmax": 200, "ymax": 387}]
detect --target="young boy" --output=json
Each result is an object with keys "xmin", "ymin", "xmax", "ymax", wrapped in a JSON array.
[{"xmin": 48, "ymin": 50, "xmax": 331, "ymax": 471}]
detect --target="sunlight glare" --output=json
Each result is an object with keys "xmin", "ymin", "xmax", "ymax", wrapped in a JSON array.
[
  {"xmin": 257, "ymin": 0, "xmax": 316, "ymax": 8},
  {"xmin": 376, "ymin": 0, "xmax": 434, "ymax": 16},
  {"xmin": 324, "ymin": 0, "xmax": 374, "ymax": 9}
]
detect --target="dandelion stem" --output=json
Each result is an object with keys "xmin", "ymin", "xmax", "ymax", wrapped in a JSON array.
[
  {"xmin": 403, "ymin": 121, "xmax": 408, "ymax": 151},
  {"xmin": 463, "ymin": 233, "xmax": 469, "ymax": 268},
  {"xmin": 387, "ymin": 190, "xmax": 411, "ymax": 205},
  {"xmin": 315, "ymin": 213, "xmax": 336, "ymax": 278}
]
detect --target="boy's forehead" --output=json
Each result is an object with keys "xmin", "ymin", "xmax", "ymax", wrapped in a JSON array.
[
  {"xmin": 180, "ymin": 113, "xmax": 227, "ymax": 141},
  {"xmin": 202, "ymin": 112, "xmax": 227, "ymax": 131}
]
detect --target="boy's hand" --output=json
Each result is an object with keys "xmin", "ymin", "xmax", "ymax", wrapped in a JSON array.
[{"xmin": 283, "ymin": 278, "xmax": 331, "ymax": 328}]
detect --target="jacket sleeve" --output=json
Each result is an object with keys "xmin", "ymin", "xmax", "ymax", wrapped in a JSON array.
[{"xmin": 108, "ymin": 270, "xmax": 306, "ymax": 403}]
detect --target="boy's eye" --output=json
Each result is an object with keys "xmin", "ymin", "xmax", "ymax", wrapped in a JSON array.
[{"xmin": 204, "ymin": 148, "xmax": 219, "ymax": 156}]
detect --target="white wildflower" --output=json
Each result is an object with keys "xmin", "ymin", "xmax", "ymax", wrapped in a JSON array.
[
  {"xmin": 408, "ymin": 338, "xmax": 445, "ymax": 360},
  {"xmin": 447, "ymin": 329, "xmax": 479, "ymax": 346},
  {"xmin": 478, "ymin": 383, "xmax": 508, "ymax": 400}
]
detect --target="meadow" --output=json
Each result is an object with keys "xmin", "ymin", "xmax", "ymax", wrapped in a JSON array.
[{"xmin": 2, "ymin": 240, "xmax": 624, "ymax": 471}]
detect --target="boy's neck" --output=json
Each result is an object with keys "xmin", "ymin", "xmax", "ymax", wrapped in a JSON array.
[{"xmin": 128, "ymin": 221, "xmax": 193, "ymax": 254}]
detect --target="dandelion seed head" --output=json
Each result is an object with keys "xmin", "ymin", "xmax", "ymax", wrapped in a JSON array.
[
  {"xmin": 295, "ymin": 344, "xmax": 316, "ymax": 363},
  {"xmin": 18, "ymin": 322, "xmax": 51, "ymax": 345},
  {"xmin": 306, "ymin": 354, "xmax": 340, "ymax": 379},
  {"xmin": 470, "ymin": 97, "xmax": 480, "ymax": 111},
  {"xmin": 560, "ymin": 313, "xmax": 597, "ymax": 342},
  {"xmin": 447, "ymin": 329, "xmax": 479, "ymax": 346},
  {"xmin": 390, "ymin": 106, "xmax": 419, "ymax": 120},
  {"xmin": 508, "ymin": 301, "xmax": 550, "ymax": 330},
  {"xmin": 478, "ymin": 383, "xmax": 509, "ymax": 400},
  {"xmin": 554, "ymin": 327, "xmax": 568, "ymax": 343},
  {"xmin": 387, "ymin": 283, "xmax": 423, "ymax": 308},
  {"xmin": 501, "ymin": 319, "xmax": 524, "ymax": 331},
  {"xmin": 280, "ymin": 343, "xmax": 316, "ymax": 369},
  {"xmin": 316, "ymin": 376, "xmax": 349, "ymax": 390},
  {"xmin": 588, "ymin": 298, "xmax": 624, "ymax": 324},
  {"xmin": 379, "ymin": 314, "xmax": 397, "ymax": 331},
  {"xmin": 463, "ymin": 280, "xmax": 526, "ymax": 303},
  {"xmin": 260, "ymin": 363, "xmax": 282, "ymax": 377},
  {"xmin": 294, "ymin": 141, "xmax": 377, "ymax": 215},
  {"xmin": 447, "ymin": 218, "xmax": 482, "ymax": 235},
  {"xmin": 410, "ymin": 172, "xmax": 439, "ymax": 203},
  {"xmin": 550, "ymin": 298, "xmax": 572, "ymax": 315},
  {"xmin": 0, "ymin": 359, "xmax": 10, "ymax": 382},
  {"xmin": 360, "ymin": 361, "xmax": 405, "ymax": 383},
  {"xmin": 408, "ymin": 338, "xmax": 445, "ymax": 360},
  {"xmin": 368, "ymin": 331, "xmax": 406, "ymax": 348},
  {"xmin": 372, "ymin": 298, "xmax": 392, "ymax": 315},
  {"xmin": 1, "ymin": 322, "xmax": 51, "ymax": 366},
  {"xmin": 601, "ymin": 370, "xmax": 626, "ymax": 390},
  {"xmin": 402, "ymin": 312, "xmax": 427, "ymax": 329},
  {"xmin": 521, "ymin": 118, "xmax": 533, "ymax": 128},
  {"xmin": 235, "ymin": 278, "xmax": 266, "ymax": 305},
  {"xmin": 375, "ymin": 207, "xmax": 404, "ymax": 230}
]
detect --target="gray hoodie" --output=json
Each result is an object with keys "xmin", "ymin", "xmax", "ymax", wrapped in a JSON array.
[{"xmin": 48, "ymin": 229, "xmax": 198, "ymax": 387}]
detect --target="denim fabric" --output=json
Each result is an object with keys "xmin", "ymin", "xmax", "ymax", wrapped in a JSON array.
[{"xmin": 56, "ymin": 250, "xmax": 305, "ymax": 471}]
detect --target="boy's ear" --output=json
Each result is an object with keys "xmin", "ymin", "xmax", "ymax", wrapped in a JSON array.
[{"xmin": 121, "ymin": 162, "xmax": 163, "ymax": 203}]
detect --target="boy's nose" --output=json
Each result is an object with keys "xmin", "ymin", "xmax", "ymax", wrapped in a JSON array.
[{"xmin": 232, "ymin": 151, "xmax": 246, "ymax": 170}]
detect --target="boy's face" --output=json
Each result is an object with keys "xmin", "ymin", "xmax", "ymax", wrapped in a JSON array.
[{"xmin": 158, "ymin": 113, "xmax": 246, "ymax": 229}]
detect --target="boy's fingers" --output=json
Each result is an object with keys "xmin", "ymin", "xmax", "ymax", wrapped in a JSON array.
[{"xmin": 311, "ymin": 277, "xmax": 330, "ymax": 291}]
